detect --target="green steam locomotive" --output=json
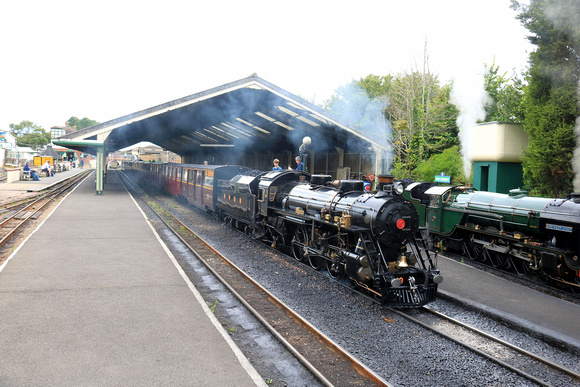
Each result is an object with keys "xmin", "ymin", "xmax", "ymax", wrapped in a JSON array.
[{"xmin": 404, "ymin": 182, "xmax": 580, "ymax": 292}]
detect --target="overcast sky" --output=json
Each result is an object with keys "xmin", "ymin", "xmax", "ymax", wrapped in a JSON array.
[{"xmin": 0, "ymin": 0, "xmax": 534, "ymax": 132}]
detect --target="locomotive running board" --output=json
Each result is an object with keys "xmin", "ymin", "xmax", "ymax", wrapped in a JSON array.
[{"xmin": 471, "ymin": 237, "xmax": 510, "ymax": 254}]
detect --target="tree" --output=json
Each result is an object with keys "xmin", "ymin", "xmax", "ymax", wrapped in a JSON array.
[
  {"xmin": 483, "ymin": 61, "xmax": 525, "ymax": 122},
  {"xmin": 511, "ymin": 0, "xmax": 580, "ymax": 197},
  {"xmin": 325, "ymin": 64, "xmax": 459, "ymax": 179},
  {"xmin": 385, "ymin": 72, "xmax": 458, "ymax": 173},
  {"xmin": 67, "ymin": 116, "xmax": 99, "ymax": 130},
  {"xmin": 8, "ymin": 121, "xmax": 51, "ymax": 148}
]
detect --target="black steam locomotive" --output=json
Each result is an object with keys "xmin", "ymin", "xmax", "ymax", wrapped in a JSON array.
[{"xmin": 126, "ymin": 162, "xmax": 442, "ymax": 308}]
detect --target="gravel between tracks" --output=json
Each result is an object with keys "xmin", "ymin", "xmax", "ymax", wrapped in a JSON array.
[{"xmin": 156, "ymin": 191, "xmax": 580, "ymax": 387}]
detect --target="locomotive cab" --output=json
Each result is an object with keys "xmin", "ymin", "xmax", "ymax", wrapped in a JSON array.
[{"xmin": 257, "ymin": 170, "xmax": 310, "ymax": 216}]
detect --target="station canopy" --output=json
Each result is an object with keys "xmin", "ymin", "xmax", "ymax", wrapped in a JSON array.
[{"xmin": 55, "ymin": 74, "xmax": 387, "ymax": 158}]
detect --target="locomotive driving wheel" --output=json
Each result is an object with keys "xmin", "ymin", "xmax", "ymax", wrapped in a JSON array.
[
  {"xmin": 463, "ymin": 235, "xmax": 483, "ymax": 262},
  {"xmin": 483, "ymin": 248, "xmax": 508, "ymax": 269},
  {"xmin": 291, "ymin": 226, "xmax": 309, "ymax": 262},
  {"xmin": 326, "ymin": 259, "xmax": 345, "ymax": 279},
  {"xmin": 308, "ymin": 255, "xmax": 324, "ymax": 271},
  {"xmin": 507, "ymin": 256, "xmax": 531, "ymax": 275}
]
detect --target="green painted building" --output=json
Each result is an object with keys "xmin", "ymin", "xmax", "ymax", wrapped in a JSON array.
[
  {"xmin": 472, "ymin": 161, "xmax": 524, "ymax": 193},
  {"xmin": 468, "ymin": 122, "xmax": 528, "ymax": 194}
]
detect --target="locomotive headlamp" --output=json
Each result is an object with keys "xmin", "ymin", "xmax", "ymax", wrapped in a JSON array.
[
  {"xmin": 393, "ymin": 182, "xmax": 404, "ymax": 195},
  {"xmin": 390, "ymin": 278, "xmax": 402, "ymax": 288}
]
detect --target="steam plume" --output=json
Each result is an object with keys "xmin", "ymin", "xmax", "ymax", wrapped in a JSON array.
[
  {"xmin": 573, "ymin": 95, "xmax": 580, "ymax": 192},
  {"xmin": 450, "ymin": 70, "xmax": 491, "ymax": 179}
]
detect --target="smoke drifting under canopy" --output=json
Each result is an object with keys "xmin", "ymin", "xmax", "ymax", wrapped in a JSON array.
[{"xmin": 328, "ymin": 82, "xmax": 392, "ymax": 172}]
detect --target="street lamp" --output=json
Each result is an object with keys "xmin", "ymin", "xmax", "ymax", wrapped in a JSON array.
[{"xmin": 299, "ymin": 136, "xmax": 311, "ymax": 171}]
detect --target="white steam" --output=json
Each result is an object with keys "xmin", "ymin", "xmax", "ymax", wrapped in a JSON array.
[
  {"xmin": 329, "ymin": 82, "xmax": 392, "ymax": 172},
  {"xmin": 573, "ymin": 91, "xmax": 580, "ymax": 192},
  {"xmin": 450, "ymin": 69, "xmax": 491, "ymax": 179}
]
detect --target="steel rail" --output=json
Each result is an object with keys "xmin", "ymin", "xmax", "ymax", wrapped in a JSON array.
[
  {"xmin": 118, "ymin": 170, "xmax": 390, "ymax": 387},
  {"xmin": 392, "ymin": 306, "xmax": 580, "ymax": 387},
  {"xmin": 0, "ymin": 170, "xmax": 92, "ymax": 248},
  {"xmin": 424, "ymin": 307, "xmax": 580, "ymax": 381}
]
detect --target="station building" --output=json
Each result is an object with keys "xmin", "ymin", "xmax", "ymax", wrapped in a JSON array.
[{"xmin": 54, "ymin": 74, "xmax": 390, "ymax": 194}]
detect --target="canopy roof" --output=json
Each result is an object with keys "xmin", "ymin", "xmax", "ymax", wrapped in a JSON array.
[{"xmin": 57, "ymin": 74, "xmax": 386, "ymax": 157}]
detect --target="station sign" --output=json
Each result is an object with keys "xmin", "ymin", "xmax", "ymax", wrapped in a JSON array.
[{"xmin": 434, "ymin": 173, "xmax": 451, "ymax": 184}]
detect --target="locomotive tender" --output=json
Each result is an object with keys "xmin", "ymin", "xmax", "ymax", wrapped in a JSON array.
[
  {"xmin": 404, "ymin": 182, "xmax": 580, "ymax": 291},
  {"xmin": 126, "ymin": 162, "xmax": 442, "ymax": 308}
]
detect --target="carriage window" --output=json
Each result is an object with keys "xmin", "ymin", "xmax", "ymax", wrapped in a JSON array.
[
  {"xmin": 183, "ymin": 170, "xmax": 188, "ymax": 182},
  {"xmin": 204, "ymin": 176, "xmax": 214, "ymax": 187}
]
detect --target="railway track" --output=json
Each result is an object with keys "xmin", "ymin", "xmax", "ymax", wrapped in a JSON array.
[
  {"xmin": 278, "ymin": 244, "xmax": 580, "ymax": 386},
  {"xmin": 282, "ymin": 243, "xmax": 580, "ymax": 386},
  {"xmin": 0, "ymin": 170, "xmax": 92, "ymax": 265},
  {"xmin": 282, "ymin": 246, "xmax": 580, "ymax": 387},
  {"xmin": 395, "ymin": 307, "xmax": 580, "ymax": 387},
  {"xmin": 118, "ymin": 170, "xmax": 390, "ymax": 387},
  {"xmin": 281, "ymin": 246, "xmax": 580, "ymax": 387},
  {"xmin": 122, "ymin": 169, "xmax": 580, "ymax": 386}
]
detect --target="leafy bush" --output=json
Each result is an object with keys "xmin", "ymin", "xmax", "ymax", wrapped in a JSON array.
[{"xmin": 413, "ymin": 146, "xmax": 468, "ymax": 185}]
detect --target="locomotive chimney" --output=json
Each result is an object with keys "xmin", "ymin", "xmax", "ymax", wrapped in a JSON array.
[
  {"xmin": 571, "ymin": 193, "xmax": 580, "ymax": 204},
  {"xmin": 377, "ymin": 174, "xmax": 394, "ymax": 184}
]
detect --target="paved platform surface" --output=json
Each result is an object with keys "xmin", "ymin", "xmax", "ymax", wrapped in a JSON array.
[
  {"xmin": 0, "ymin": 167, "xmax": 88, "ymax": 192},
  {"xmin": 437, "ymin": 255, "xmax": 580, "ymax": 349},
  {"xmin": 0, "ymin": 170, "xmax": 264, "ymax": 386}
]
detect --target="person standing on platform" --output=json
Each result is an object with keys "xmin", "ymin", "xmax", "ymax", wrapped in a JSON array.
[
  {"xmin": 295, "ymin": 156, "xmax": 303, "ymax": 171},
  {"xmin": 272, "ymin": 159, "xmax": 282, "ymax": 171}
]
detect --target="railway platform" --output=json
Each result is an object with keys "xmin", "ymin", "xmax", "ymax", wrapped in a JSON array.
[
  {"xmin": 0, "ymin": 166, "xmax": 88, "ymax": 193},
  {"xmin": 0, "ymin": 170, "xmax": 265, "ymax": 386},
  {"xmin": 437, "ymin": 255, "xmax": 580, "ymax": 349}
]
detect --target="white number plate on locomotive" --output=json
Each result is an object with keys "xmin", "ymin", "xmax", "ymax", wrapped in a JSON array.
[{"xmin": 545, "ymin": 223, "xmax": 573, "ymax": 233}]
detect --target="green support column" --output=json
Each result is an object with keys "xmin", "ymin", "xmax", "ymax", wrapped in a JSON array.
[
  {"xmin": 52, "ymin": 139, "xmax": 105, "ymax": 195},
  {"xmin": 96, "ymin": 147, "xmax": 104, "ymax": 195}
]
